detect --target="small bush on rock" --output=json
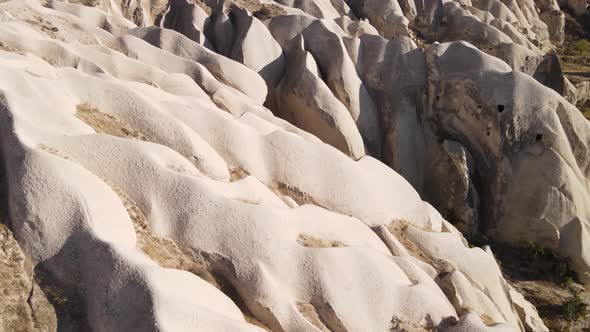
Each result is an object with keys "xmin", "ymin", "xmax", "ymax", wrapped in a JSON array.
[{"xmin": 563, "ymin": 285, "xmax": 588, "ymax": 322}]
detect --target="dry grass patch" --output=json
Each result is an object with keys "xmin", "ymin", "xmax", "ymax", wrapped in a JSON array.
[
  {"xmin": 75, "ymin": 103, "xmax": 148, "ymax": 141},
  {"xmin": 479, "ymin": 314, "xmax": 496, "ymax": 326},
  {"xmin": 296, "ymin": 302, "xmax": 330, "ymax": 331},
  {"xmin": 383, "ymin": 220, "xmax": 437, "ymax": 267},
  {"xmin": 24, "ymin": 15, "xmax": 60, "ymax": 39},
  {"xmin": 229, "ymin": 166, "xmax": 250, "ymax": 181},
  {"xmin": 0, "ymin": 41, "xmax": 19, "ymax": 53},
  {"xmin": 39, "ymin": 144, "xmax": 72, "ymax": 160},
  {"xmin": 227, "ymin": 0, "xmax": 287, "ymax": 19},
  {"xmin": 194, "ymin": 0, "xmax": 212, "ymax": 15},
  {"xmin": 252, "ymin": 3, "xmax": 288, "ymax": 20},
  {"xmin": 296, "ymin": 234, "xmax": 345, "ymax": 248},
  {"xmin": 269, "ymin": 182, "xmax": 321, "ymax": 207},
  {"xmin": 78, "ymin": 0, "xmax": 100, "ymax": 6}
]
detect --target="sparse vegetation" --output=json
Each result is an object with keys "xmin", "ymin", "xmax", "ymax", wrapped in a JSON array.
[
  {"xmin": 465, "ymin": 233, "xmax": 590, "ymax": 330},
  {"xmin": 562, "ymin": 285, "xmax": 588, "ymax": 322},
  {"xmin": 574, "ymin": 40, "xmax": 590, "ymax": 53},
  {"xmin": 466, "ymin": 234, "xmax": 576, "ymax": 283},
  {"xmin": 488, "ymin": 240, "xmax": 576, "ymax": 284}
]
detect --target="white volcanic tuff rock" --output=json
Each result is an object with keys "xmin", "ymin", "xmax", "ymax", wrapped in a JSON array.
[
  {"xmin": 164, "ymin": 0, "xmax": 565, "ymax": 168},
  {"xmin": 144, "ymin": 0, "xmax": 588, "ymax": 284},
  {"xmin": 0, "ymin": 76, "xmax": 264, "ymax": 332},
  {"xmin": 0, "ymin": 0, "xmax": 117, "ymax": 44},
  {"xmin": 117, "ymin": 28, "xmax": 327, "ymax": 144},
  {"xmin": 333, "ymin": 16, "xmax": 379, "ymax": 36},
  {"xmin": 34, "ymin": 136, "xmax": 458, "ymax": 332},
  {"xmin": 0, "ymin": 1, "xmax": 550, "ymax": 330},
  {"xmin": 158, "ymin": 0, "xmax": 212, "ymax": 47},
  {"xmin": 438, "ymin": 2, "xmax": 541, "ymax": 52},
  {"xmin": 345, "ymin": 0, "xmax": 563, "ymax": 51},
  {"xmin": 420, "ymin": 140, "xmax": 480, "ymax": 234},
  {"xmin": 203, "ymin": 7, "xmax": 381, "ymax": 157},
  {"xmin": 128, "ymin": 26, "xmax": 268, "ymax": 105},
  {"xmin": 411, "ymin": 0, "xmax": 548, "ymax": 72},
  {"xmin": 343, "ymin": 35, "xmax": 428, "ymax": 188},
  {"xmin": 269, "ymin": 19, "xmax": 381, "ymax": 154},
  {"xmin": 286, "ymin": 19, "xmax": 382, "ymax": 156},
  {"xmin": 46, "ymin": 0, "xmax": 137, "ymax": 35},
  {"xmin": 166, "ymin": 0, "xmax": 590, "ymax": 288},
  {"xmin": 345, "ymin": 26, "xmax": 590, "ymax": 283},
  {"xmin": 151, "ymin": 0, "xmax": 590, "ymax": 288},
  {"xmin": 346, "ymin": 0, "xmax": 411, "ymax": 38},
  {"xmin": 338, "ymin": 34, "xmax": 474, "ymax": 225},
  {"xmin": 274, "ymin": 34, "xmax": 366, "ymax": 159},
  {"xmin": 532, "ymin": 0, "xmax": 565, "ymax": 44},
  {"xmin": 0, "ymin": 48, "xmax": 543, "ymax": 331},
  {"xmin": 203, "ymin": 1, "xmax": 287, "ymax": 90},
  {"xmin": 425, "ymin": 41, "xmax": 590, "ymax": 281},
  {"xmin": 439, "ymin": 313, "xmax": 517, "ymax": 331},
  {"xmin": 0, "ymin": 26, "xmax": 235, "ymax": 180},
  {"xmin": 469, "ymin": 0, "xmax": 520, "ymax": 24},
  {"xmin": 404, "ymin": 226, "xmax": 547, "ymax": 331},
  {"xmin": 49, "ymin": 1, "xmax": 590, "ymax": 288}
]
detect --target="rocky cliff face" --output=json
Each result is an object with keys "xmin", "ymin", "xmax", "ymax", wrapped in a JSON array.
[{"xmin": 0, "ymin": 0, "xmax": 588, "ymax": 331}]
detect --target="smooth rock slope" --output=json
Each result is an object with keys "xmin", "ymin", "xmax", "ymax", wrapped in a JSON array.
[{"xmin": 150, "ymin": 0, "xmax": 590, "ymax": 285}]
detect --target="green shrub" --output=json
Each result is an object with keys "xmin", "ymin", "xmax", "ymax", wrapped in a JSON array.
[
  {"xmin": 574, "ymin": 40, "xmax": 590, "ymax": 53},
  {"xmin": 563, "ymin": 286, "xmax": 588, "ymax": 322}
]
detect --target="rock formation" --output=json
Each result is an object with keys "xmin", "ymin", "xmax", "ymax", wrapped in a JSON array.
[
  {"xmin": 0, "ymin": 0, "xmax": 588, "ymax": 331},
  {"xmin": 153, "ymin": 0, "xmax": 590, "ymax": 283}
]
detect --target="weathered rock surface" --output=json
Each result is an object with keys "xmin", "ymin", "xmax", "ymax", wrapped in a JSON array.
[
  {"xmin": 147, "ymin": 0, "xmax": 590, "ymax": 286},
  {"xmin": 0, "ymin": 0, "xmax": 588, "ymax": 331},
  {"xmin": 0, "ymin": 223, "xmax": 57, "ymax": 331}
]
